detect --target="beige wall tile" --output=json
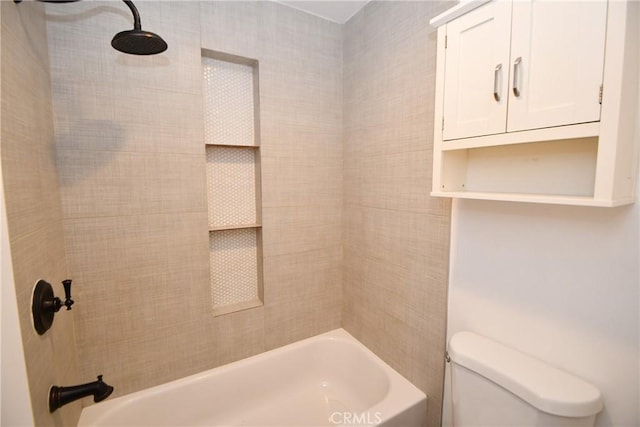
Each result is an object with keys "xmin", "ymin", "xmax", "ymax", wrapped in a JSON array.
[
  {"xmin": 58, "ymin": 150, "xmax": 206, "ymax": 218},
  {"xmin": 263, "ymin": 246, "xmax": 342, "ymax": 349},
  {"xmin": 343, "ymin": 2, "xmax": 452, "ymax": 425},
  {"xmin": 261, "ymin": 156, "xmax": 342, "ymax": 208},
  {"xmin": 1, "ymin": 1, "xmax": 81, "ymax": 425},
  {"xmin": 262, "ymin": 205, "xmax": 342, "ymax": 256},
  {"xmin": 51, "ymin": 83, "xmax": 204, "ymax": 155},
  {"xmin": 47, "ymin": 0, "xmax": 344, "ymax": 401},
  {"xmin": 214, "ymin": 308, "xmax": 266, "ymax": 366}
]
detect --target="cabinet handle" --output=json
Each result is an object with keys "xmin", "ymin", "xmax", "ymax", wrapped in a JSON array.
[
  {"xmin": 513, "ymin": 57, "xmax": 522, "ymax": 97},
  {"xmin": 493, "ymin": 64, "xmax": 502, "ymax": 102}
]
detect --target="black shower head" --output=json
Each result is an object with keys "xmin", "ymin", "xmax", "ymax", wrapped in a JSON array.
[
  {"xmin": 112, "ymin": 0, "xmax": 167, "ymax": 55},
  {"xmin": 111, "ymin": 29, "xmax": 167, "ymax": 55}
]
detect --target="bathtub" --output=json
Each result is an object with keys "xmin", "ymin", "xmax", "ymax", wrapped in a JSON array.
[{"xmin": 78, "ymin": 329, "xmax": 427, "ymax": 426}]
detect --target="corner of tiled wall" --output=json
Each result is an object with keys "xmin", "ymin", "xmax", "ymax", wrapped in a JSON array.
[
  {"xmin": 342, "ymin": 2, "xmax": 453, "ymax": 425},
  {"xmin": 1, "ymin": 1, "xmax": 81, "ymax": 425}
]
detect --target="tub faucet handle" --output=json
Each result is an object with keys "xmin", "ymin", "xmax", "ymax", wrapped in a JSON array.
[{"xmin": 62, "ymin": 279, "xmax": 74, "ymax": 311}]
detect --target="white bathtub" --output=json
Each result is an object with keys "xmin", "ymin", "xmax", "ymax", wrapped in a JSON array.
[{"xmin": 78, "ymin": 329, "xmax": 426, "ymax": 426}]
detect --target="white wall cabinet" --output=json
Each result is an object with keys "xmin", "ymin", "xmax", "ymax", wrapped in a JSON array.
[
  {"xmin": 442, "ymin": 1, "xmax": 512, "ymax": 140},
  {"xmin": 507, "ymin": 1, "xmax": 607, "ymax": 133},
  {"xmin": 431, "ymin": 0, "xmax": 639, "ymax": 206}
]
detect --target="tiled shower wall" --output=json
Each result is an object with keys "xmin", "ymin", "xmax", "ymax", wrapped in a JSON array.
[
  {"xmin": 343, "ymin": 2, "xmax": 452, "ymax": 425},
  {"xmin": 43, "ymin": 1, "xmax": 451, "ymax": 423},
  {"xmin": 47, "ymin": 1, "xmax": 342, "ymax": 397},
  {"xmin": 1, "ymin": 2, "xmax": 81, "ymax": 426}
]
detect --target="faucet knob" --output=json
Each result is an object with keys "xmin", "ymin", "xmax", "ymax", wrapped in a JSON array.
[
  {"xmin": 32, "ymin": 279, "xmax": 76, "ymax": 335},
  {"xmin": 62, "ymin": 279, "xmax": 74, "ymax": 311}
]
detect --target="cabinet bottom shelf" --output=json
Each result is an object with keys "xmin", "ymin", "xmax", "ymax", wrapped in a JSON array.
[
  {"xmin": 430, "ymin": 190, "xmax": 633, "ymax": 207},
  {"xmin": 435, "ymin": 136, "xmax": 607, "ymax": 205}
]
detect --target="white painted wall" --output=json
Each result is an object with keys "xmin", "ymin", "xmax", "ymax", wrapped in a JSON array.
[{"xmin": 443, "ymin": 125, "xmax": 640, "ymax": 425}]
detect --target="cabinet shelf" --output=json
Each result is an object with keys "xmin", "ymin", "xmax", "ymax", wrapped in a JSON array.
[
  {"xmin": 441, "ymin": 122, "xmax": 599, "ymax": 151},
  {"xmin": 430, "ymin": 191, "xmax": 631, "ymax": 208}
]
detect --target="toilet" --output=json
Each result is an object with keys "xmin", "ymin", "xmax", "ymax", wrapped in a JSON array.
[{"xmin": 448, "ymin": 332, "xmax": 603, "ymax": 427}]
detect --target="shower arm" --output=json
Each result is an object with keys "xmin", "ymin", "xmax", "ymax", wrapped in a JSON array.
[
  {"xmin": 14, "ymin": 0, "xmax": 167, "ymax": 55},
  {"xmin": 13, "ymin": 0, "xmax": 141, "ymax": 31},
  {"xmin": 122, "ymin": 0, "xmax": 142, "ymax": 31}
]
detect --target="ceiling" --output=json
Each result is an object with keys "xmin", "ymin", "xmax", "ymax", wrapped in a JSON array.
[{"xmin": 276, "ymin": 1, "xmax": 369, "ymax": 24}]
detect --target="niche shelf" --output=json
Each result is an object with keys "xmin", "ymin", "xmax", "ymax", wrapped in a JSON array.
[{"xmin": 202, "ymin": 49, "xmax": 263, "ymax": 316}]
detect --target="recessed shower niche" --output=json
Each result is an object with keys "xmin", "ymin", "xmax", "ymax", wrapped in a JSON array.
[{"xmin": 202, "ymin": 49, "xmax": 263, "ymax": 316}]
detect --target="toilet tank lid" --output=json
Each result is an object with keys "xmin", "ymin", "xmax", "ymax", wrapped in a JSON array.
[{"xmin": 449, "ymin": 332, "xmax": 603, "ymax": 418}]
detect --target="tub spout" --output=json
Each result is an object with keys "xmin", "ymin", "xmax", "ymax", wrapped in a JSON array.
[{"xmin": 49, "ymin": 375, "xmax": 114, "ymax": 412}]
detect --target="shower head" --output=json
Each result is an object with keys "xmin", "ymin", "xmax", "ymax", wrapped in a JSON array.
[
  {"xmin": 14, "ymin": 0, "xmax": 168, "ymax": 56},
  {"xmin": 112, "ymin": 0, "xmax": 167, "ymax": 55},
  {"xmin": 111, "ymin": 29, "xmax": 168, "ymax": 56}
]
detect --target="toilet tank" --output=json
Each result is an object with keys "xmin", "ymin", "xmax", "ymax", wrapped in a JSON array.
[{"xmin": 448, "ymin": 332, "xmax": 603, "ymax": 427}]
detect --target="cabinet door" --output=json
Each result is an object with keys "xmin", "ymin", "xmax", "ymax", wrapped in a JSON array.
[
  {"xmin": 443, "ymin": 0, "xmax": 512, "ymax": 141},
  {"xmin": 507, "ymin": 0, "xmax": 607, "ymax": 132}
]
